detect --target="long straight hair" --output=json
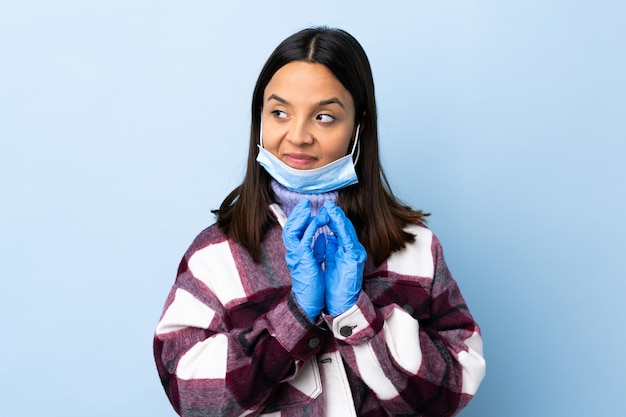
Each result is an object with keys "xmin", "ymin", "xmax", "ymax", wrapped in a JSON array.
[{"xmin": 213, "ymin": 27, "xmax": 427, "ymax": 265}]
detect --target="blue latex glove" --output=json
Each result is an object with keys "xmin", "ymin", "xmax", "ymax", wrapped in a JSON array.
[
  {"xmin": 283, "ymin": 199, "xmax": 328, "ymax": 321},
  {"xmin": 320, "ymin": 200, "xmax": 367, "ymax": 316}
]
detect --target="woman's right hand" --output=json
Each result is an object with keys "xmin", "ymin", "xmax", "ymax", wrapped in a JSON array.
[{"xmin": 282, "ymin": 199, "xmax": 327, "ymax": 321}]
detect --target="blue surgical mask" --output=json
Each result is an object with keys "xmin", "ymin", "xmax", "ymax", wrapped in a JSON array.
[{"xmin": 256, "ymin": 124, "xmax": 360, "ymax": 194}]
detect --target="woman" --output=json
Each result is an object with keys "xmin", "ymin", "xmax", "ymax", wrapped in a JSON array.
[{"xmin": 154, "ymin": 27, "xmax": 485, "ymax": 417}]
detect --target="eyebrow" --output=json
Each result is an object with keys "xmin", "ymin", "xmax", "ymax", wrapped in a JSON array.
[
  {"xmin": 267, "ymin": 94, "xmax": 287, "ymax": 104},
  {"xmin": 318, "ymin": 98, "xmax": 345, "ymax": 109},
  {"xmin": 267, "ymin": 94, "xmax": 345, "ymax": 109}
]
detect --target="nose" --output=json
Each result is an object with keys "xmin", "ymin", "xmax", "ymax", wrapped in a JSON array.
[{"xmin": 286, "ymin": 119, "xmax": 313, "ymax": 146}]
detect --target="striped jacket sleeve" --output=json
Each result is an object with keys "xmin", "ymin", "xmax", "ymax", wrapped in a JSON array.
[
  {"xmin": 323, "ymin": 225, "xmax": 485, "ymax": 416},
  {"xmin": 153, "ymin": 229, "xmax": 329, "ymax": 417}
]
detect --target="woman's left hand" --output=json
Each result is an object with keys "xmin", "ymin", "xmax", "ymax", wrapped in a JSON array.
[{"xmin": 319, "ymin": 200, "xmax": 367, "ymax": 316}]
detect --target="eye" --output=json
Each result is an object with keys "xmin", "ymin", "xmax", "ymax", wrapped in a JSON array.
[
  {"xmin": 271, "ymin": 109, "xmax": 287, "ymax": 119},
  {"xmin": 316, "ymin": 113, "xmax": 335, "ymax": 123}
]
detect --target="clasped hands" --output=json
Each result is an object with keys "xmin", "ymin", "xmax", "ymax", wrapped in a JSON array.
[{"xmin": 283, "ymin": 199, "xmax": 366, "ymax": 321}]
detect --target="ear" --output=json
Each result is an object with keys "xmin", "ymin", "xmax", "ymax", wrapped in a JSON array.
[{"xmin": 358, "ymin": 111, "xmax": 366, "ymax": 130}]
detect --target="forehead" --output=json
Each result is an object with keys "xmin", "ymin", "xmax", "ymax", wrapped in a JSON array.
[{"xmin": 264, "ymin": 61, "xmax": 353, "ymax": 104}]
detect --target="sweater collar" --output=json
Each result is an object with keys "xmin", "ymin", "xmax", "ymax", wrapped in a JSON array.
[{"xmin": 271, "ymin": 180, "xmax": 338, "ymax": 217}]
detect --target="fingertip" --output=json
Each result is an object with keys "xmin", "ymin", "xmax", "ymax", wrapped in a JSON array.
[
  {"xmin": 290, "ymin": 198, "xmax": 309, "ymax": 215},
  {"xmin": 317, "ymin": 207, "xmax": 330, "ymax": 225},
  {"xmin": 313, "ymin": 233, "xmax": 326, "ymax": 252},
  {"xmin": 302, "ymin": 215, "xmax": 321, "ymax": 241},
  {"xmin": 324, "ymin": 200, "xmax": 347, "ymax": 222}
]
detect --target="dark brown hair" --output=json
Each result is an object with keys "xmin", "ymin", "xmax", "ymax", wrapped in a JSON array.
[{"xmin": 213, "ymin": 27, "xmax": 427, "ymax": 265}]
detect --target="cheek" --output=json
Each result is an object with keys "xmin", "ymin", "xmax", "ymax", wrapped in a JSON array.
[
  {"xmin": 326, "ymin": 130, "xmax": 353, "ymax": 158},
  {"xmin": 327, "ymin": 145, "xmax": 347, "ymax": 160},
  {"xmin": 261, "ymin": 127, "xmax": 281, "ymax": 153}
]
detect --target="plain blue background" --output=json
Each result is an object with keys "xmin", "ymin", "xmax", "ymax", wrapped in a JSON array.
[{"xmin": 1, "ymin": 1, "xmax": 624, "ymax": 416}]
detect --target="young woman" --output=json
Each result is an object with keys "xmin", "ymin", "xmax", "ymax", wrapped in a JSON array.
[{"xmin": 154, "ymin": 27, "xmax": 485, "ymax": 417}]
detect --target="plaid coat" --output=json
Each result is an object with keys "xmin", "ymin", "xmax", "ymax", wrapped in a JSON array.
[{"xmin": 154, "ymin": 222, "xmax": 485, "ymax": 417}]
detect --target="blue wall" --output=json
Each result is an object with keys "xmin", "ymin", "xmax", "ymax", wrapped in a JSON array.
[{"xmin": 1, "ymin": 1, "xmax": 624, "ymax": 416}]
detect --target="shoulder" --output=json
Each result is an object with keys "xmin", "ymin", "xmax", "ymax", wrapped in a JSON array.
[
  {"xmin": 176, "ymin": 223, "xmax": 286, "ymax": 307},
  {"xmin": 180, "ymin": 223, "xmax": 232, "ymax": 260},
  {"xmin": 404, "ymin": 221, "xmax": 433, "ymax": 240},
  {"xmin": 403, "ymin": 222, "xmax": 442, "ymax": 252},
  {"xmin": 384, "ymin": 222, "xmax": 443, "ymax": 279}
]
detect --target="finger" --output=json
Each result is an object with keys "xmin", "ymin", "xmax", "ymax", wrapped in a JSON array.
[
  {"xmin": 316, "ymin": 205, "xmax": 330, "ymax": 227},
  {"xmin": 287, "ymin": 199, "xmax": 312, "ymax": 228},
  {"xmin": 283, "ymin": 199, "xmax": 312, "ymax": 247},
  {"xmin": 322, "ymin": 200, "xmax": 359, "ymax": 248},
  {"xmin": 323, "ymin": 201, "xmax": 366, "ymax": 263},
  {"xmin": 313, "ymin": 233, "xmax": 326, "ymax": 264},
  {"xmin": 325, "ymin": 234, "xmax": 338, "ymax": 266},
  {"xmin": 299, "ymin": 214, "xmax": 321, "ymax": 249}
]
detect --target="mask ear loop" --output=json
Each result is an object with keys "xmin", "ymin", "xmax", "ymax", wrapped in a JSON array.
[
  {"xmin": 259, "ymin": 118, "xmax": 264, "ymax": 148},
  {"xmin": 351, "ymin": 124, "xmax": 361, "ymax": 166}
]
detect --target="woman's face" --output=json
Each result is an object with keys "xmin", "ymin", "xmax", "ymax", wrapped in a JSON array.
[{"xmin": 261, "ymin": 61, "xmax": 356, "ymax": 170}]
